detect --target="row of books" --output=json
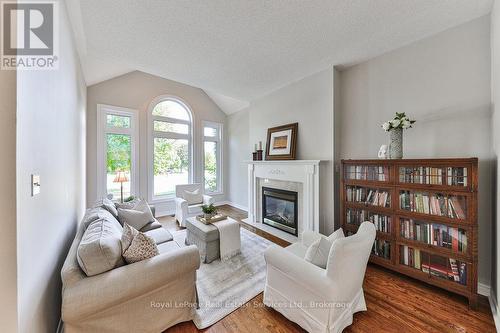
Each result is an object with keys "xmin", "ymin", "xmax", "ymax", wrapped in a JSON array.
[
  {"xmin": 399, "ymin": 167, "xmax": 444, "ymax": 185},
  {"xmin": 399, "ymin": 246, "xmax": 467, "ymax": 285},
  {"xmin": 399, "ymin": 219, "xmax": 467, "ymax": 253},
  {"xmin": 372, "ymin": 239, "xmax": 391, "ymax": 259},
  {"xmin": 399, "ymin": 191, "xmax": 466, "ymax": 219},
  {"xmin": 345, "ymin": 165, "xmax": 389, "ymax": 182},
  {"xmin": 346, "ymin": 209, "xmax": 391, "ymax": 233},
  {"xmin": 346, "ymin": 187, "xmax": 391, "ymax": 207},
  {"xmin": 447, "ymin": 167, "xmax": 468, "ymax": 186}
]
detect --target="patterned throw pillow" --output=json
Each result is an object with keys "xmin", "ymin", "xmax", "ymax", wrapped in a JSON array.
[
  {"xmin": 122, "ymin": 227, "xmax": 159, "ymax": 264},
  {"xmin": 121, "ymin": 223, "xmax": 139, "ymax": 252}
]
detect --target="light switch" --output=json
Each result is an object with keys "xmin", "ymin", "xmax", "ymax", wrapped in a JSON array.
[{"xmin": 31, "ymin": 174, "xmax": 40, "ymax": 196}]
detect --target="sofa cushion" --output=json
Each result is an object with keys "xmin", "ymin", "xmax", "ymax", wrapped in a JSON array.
[
  {"xmin": 122, "ymin": 232, "xmax": 159, "ymax": 264},
  {"xmin": 140, "ymin": 220, "xmax": 162, "ymax": 232},
  {"xmin": 183, "ymin": 189, "xmax": 203, "ymax": 205},
  {"xmin": 93, "ymin": 198, "xmax": 118, "ymax": 219},
  {"xmin": 77, "ymin": 218, "xmax": 124, "ymax": 276},
  {"xmin": 157, "ymin": 240, "xmax": 181, "ymax": 254},
  {"xmin": 144, "ymin": 227, "xmax": 173, "ymax": 244},
  {"xmin": 188, "ymin": 204, "xmax": 203, "ymax": 214}
]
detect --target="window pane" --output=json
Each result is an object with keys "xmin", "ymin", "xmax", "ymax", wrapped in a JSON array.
[
  {"xmin": 152, "ymin": 100, "xmax": 190, "ymax": 121},
  {"xmin": 204, "ymin": 126, "xmax": 217, "ymax": 137},
  {"xmin": 106, "ymin": 134, "xmax": 131, "ymax": 200},
  {"xmin": 153, "ymin": 120, "xmax": 189, "ymax": 134},
  {"xmin": 154, "ymin": 138, "xmax": 189, "ymax": 196},
  {"xmin": 106, "ymin": 114, "xmax": 130, "ymax": 128},
  {"xmin": 204, "ymin": 141, "xmax": 218, "ymax": 192}
]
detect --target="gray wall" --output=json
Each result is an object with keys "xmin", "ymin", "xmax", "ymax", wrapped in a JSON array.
[
  {"xmin": 16, "ymin": 1, "xmax": 87, "ymax": 332},
  {"xmin": 86, "ymin": 71, "xmax": 228, "ymax": 216},
  {"xmin": 491, "ymin": 1, "xmax": 500, "ymax": 313},
  {"xmin": 228, "ymin": 68, "xmax": 335, "ymax": 235},
  {"xmin": 0, "ymin": 39, "xmax": 17, "ymax": 332},
  {"xmin": 338, "ymin": 16, "xmax": 492, "ymax": 287}
]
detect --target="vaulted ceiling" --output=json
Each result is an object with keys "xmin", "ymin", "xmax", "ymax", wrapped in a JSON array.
[{"xmin": 66, "ymin": 0, "xmax": 493, "ymax": 113}]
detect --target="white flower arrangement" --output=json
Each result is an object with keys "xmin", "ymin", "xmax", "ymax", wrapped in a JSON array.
[{"xmin": 381, "ymin": 112, "xmax": 416, "ymax": 132}]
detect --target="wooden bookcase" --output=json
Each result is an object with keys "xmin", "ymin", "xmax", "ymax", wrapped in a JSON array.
[{"xmin": 340, "ymin": 158, "xmax": 478, "ymax": 307}]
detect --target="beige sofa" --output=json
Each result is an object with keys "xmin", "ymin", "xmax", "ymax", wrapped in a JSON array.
[{"xmin": 61, "ymin": 206, "xmax": 200, "ymax": 333}]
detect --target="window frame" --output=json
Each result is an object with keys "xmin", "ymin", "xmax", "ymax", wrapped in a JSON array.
[
  {"xmin": 203, "ymin": 120, "xmax": 223, "ymax": 195},
  {"xmin": 147, "ymin": 96, "xmax": 194, "ymax": 202},
  {"xmin": 96, "ymin": 104, "xmax": 139, "ymax": 200}
]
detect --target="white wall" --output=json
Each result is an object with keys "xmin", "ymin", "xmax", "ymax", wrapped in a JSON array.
[
  {"xmin": 338, "ymin": 16, "xmax": 492, "ymax": 287},
  {"xmin": 491, "ymin": 0, "xmax": 500, "ymax": 321},
  {"xmin": 0, "ymin": 51, "xmax": 17, "ymax": 333},
  {"xmin": 16, "ymin": 1, "xmax": 87, "ymax": 332},
  {"xmin": 86, "ymin": 71, "xmax": 227, "ymax": 216},
  {"xmin": 227, "ymin": 109, "xmax": 249, "ymax": 209},
  {"xmin": 228, "ymin": 68, "xmax": 335, "ymax": 234}
]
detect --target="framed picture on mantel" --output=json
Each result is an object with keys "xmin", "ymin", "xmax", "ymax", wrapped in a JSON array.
[{"xmin": 265, "ymin": 122, "xmax": 298, "ymax": 160}]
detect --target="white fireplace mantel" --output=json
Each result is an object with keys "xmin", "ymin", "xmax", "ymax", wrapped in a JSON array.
[{"xmin": 243, "ymin": 160, "xmax": 321, "ymax": 238}]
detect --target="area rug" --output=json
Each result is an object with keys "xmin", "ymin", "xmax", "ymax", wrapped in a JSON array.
[{"xmin": 172, "ymin": 227, "xmax": 273, "ymax": 329}]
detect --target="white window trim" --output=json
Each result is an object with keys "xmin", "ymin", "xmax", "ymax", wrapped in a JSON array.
[
  {"xmin": 203, "ymin": 120, "xmax": 223, "ymax": 195},
  {"xmin": 147, "ymin": 95, "xmax": 194, "ymax": 203},
  {"xmin": 96, "ymin": 104, "xmax": 139, "ymax": 200}
]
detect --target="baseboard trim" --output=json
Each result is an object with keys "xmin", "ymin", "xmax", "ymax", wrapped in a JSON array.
[
  {"xmin": 217, "ymin": 200, "xmax": 248, "ymax": 211},
  {"xmin": 478, "ymin": 282, "xmax": 491, "ymax": 297},
  {"xmin": 56, "ymin": 318, "xmax": 63, "ymax": 333},
  {"xmin": 489, "ymin": 289, "xmax": 500, "ymax": 331}
]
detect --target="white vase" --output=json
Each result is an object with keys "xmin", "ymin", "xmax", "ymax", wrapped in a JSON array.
[{"xmin": 389, "ymin": 128, "xmax": 403, "ymax": 159}]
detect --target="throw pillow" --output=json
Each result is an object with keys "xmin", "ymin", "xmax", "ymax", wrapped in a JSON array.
[
  {"xmin": 115, "ymin": 197, "xmax": 141, "ymax": 210},
  {"xmin": 327, "ymin": 228, "xmax": 345, "ymax": 243},
  {"xmin": 117, "ymin": 207, "xmax": 154, "ymax": 230},
  {"xmin": 132, "ymin": 199, "xmax": 155, "ymax": 218},
  {"xmin": 121, "ymin": 223, "xmax": 139, "ymax": 253},
  {"xmin": 94, "ymin": 197, "xmax": 118, "ymax": 219},
  {"xmin": 122, "ymin": 231, "xmax": 159, "ymax": 264},
  {"xmin": 304, "ymin": 237, "xmax": 333, "ymax": 269},
  {"xmin": 183, "ymin": 189, "xmax": 203, "ymax": 205}
]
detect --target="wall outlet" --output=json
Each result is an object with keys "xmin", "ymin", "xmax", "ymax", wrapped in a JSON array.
[{"xmin": 31, "ymin": 174, "xmax": 40, "ymax": 196}]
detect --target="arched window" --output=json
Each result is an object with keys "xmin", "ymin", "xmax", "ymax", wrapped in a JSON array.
[{"xmin": 149, "ymin": 97, "xmax": 193, "ymax": 199}]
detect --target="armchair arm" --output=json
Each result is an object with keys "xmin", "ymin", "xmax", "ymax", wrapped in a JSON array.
[
  {"xmin": 264, "ymin": 245, "xmax": 335, "ymax": 297},
  {"xmin": 175, "ymin": 197, "xmax": 188, "ymax": 210},
  {"xmin": 62, "ymin": 245, "xmax": 200, "ymax": 322},
  {"xmin": 301, "ymin": 230, "xmax": 324, "ymax": 247},
  {"xmin": 203, "ymin": 194, "xmax": 214, "ymax": 205}
]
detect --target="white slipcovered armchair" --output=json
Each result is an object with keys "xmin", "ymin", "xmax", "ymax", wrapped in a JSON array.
[
  {"xmin": 174, "ymin": 183, "xmax": 214, "ymax": 227},
  {"xmin": 263, "ymin": 222, "xmax": 376, "ymax": 333}
]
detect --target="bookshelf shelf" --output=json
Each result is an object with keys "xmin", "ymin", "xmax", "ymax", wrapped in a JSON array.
[{"xmin": 341, "ymin": 158, "xmax": 478, "ymax": 308}]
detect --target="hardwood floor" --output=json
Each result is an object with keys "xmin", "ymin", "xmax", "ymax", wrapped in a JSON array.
[{"xmin": 158, "ymin": 205, "xmax": 496, "ymax": 333}]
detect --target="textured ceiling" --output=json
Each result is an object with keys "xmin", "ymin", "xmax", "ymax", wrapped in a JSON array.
[{"xmin": 67, "ymin": 0, "xmax": 493, "ymax": 112}]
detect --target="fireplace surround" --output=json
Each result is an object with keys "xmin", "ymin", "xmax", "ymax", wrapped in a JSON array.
[{"xmin": 244, "ymin": 160, "xmax": 321, "ymax": 242}]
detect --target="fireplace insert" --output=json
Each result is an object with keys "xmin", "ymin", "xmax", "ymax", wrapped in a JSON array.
[{"xmin": 262, "ymin": 187, "xmax": 298, "ymax": 236}]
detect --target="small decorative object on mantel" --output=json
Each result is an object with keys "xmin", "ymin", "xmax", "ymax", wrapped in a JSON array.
[
  {"xmin": 378, "ymin": 145, "xmax": 388, "ymax": 159},
  {"xmin": 252, "ymin": 142, "xmax": 264, "ymax": 161},
  {"xmin": 265, "ymin": 122, "xmax": 298, "ymax": 160},
  {"xmin": 381, "ymin": 113, "xmax": 415, "ymax": 159}
]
